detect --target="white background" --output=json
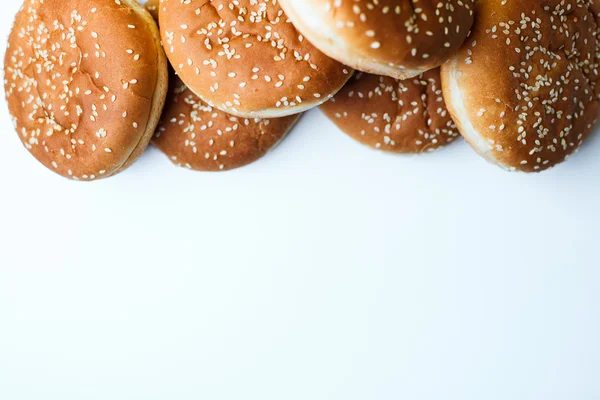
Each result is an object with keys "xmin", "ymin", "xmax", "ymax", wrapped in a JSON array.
[{"xmin": 1, "ymin": 1, "xmax": 599, "ymax": 399}]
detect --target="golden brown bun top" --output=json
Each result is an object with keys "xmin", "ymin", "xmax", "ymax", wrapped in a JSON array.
[
  {"xmin": 442, "ymin": 0, "xmax": 600, "ymax": 172},
  {"xmin": 159, "ymin": 0, "xmax": 352, "ymax": 117},
  {"xmin": 4, "ymin": 0, "xmax": 162, "ymax": 180},
  {"xmin": 321, "ymin": 70, "xmax": 459, "ymax": 154},
  {"xmin": 153, "ymin": 76, "xmax": 300, "ymax": 171},
  {"xmin": 279, "ymin": 0, "xmax": 475, "ymax": 74}
]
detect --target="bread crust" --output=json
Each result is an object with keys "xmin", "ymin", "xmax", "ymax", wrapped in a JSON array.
[
  {"xmin": 4, "ymin": 0, "xmax": 168, "ymax": 180},
  {"xmin": 441, "ymin": 0, "xmax": 600, "ymax": 172},
  {"xmin": 159, "ymin": 0, "xmax": 352, "ymax": 118},
  {"xmin": 153, "ymin": 76, "xmax": 300, "ymax": 171},
  {"xmin": 320, "ymin": 70, "xmax": 459, "ymax": 153},
  {"xmin": 278, "ymin": 0, "xmax": 475, "ymax": 80}
]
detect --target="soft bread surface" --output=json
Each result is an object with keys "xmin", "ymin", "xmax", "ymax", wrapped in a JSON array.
[
  {"xmin": 441, "ymin": 0, "xmax": 600, "ymax": 172},
  {"xmin": 278, "ymin": 0, "xmax": 475, "ymax": 80},
  {"xmin": 320, "ymin": 70, "xmax": 459, "ymax": 153},
  {"xmin": 153, "ymin": 76, "xmax": 300, "ymax": 171},
  {"xmin": 159, "ymin": 0, "xmax": 352, "ymax": 118},
  {"xmin": 4, "ymin": 0, "xmax": 168, "ymax": 180}
]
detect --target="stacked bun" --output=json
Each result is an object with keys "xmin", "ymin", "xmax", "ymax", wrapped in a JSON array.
[
  {"xmin": 147, "ymin": 0, "xmax": 301, "ymax": 170},
  {"xmin": 4, "ymin": 0, "xmax": 599, "ymax": 178}
]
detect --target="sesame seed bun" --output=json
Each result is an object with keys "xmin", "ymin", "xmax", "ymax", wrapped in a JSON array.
[
  {"xmin": 153, "ymin": 75, "xmax": 300, "ymax": 171},
  {"xmin": 158, "ymin": 0, "xmax": 352, "ymax": 118},
  {"xmin": 441, "ymin": 0, "xmax": 600, "ymax": 173},
  {"xmin": 278, "ymin": 0, "xmax": 475, "ymax": 80},
  {"xmin": 4, "ymin": 0, "xmax": 168, "ymax": 180},
  {"xmin": 320, "ymin": 70, "xmax": 459, "ymax": 153}
]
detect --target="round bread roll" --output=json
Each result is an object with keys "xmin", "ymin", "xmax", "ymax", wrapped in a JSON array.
[
  {"xmin": 4, "ymin": 0, "xmax": 168, "ymax": 180},
  {"xmin": 441, "ymin": 0, "xmax": 600, "ymax": 172},
  {"xmin": 320, "ymin": 70, "xmax": 459, "ymax": 153},
  {"xmin": 278, "ymin": 0, "xmax": 475, "ymax": 80},
  {"xmin": 153, "ymin": 76, "xmax": 300, "ymax": 171},
  {"xmin": 158, "ymin": 0, "xmax": 352, "ymax": 118}
]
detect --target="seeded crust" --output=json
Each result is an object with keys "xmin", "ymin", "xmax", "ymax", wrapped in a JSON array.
[
  {"xmin": 4, "ymin": 0, "xmax": 168, "ymax": 181},
  {"xmin": 441, "ymin": 0, "xmax": 600, "ymax": 172},
  {"xmin": 146, "ymin": 0, "xmax": 300, "ymax": 170},
  {"xmin": 159, "ymin": 0, "xmax": 352, "ymax": 118},
  {"xmin": 153, "ymin": 76, "xmax": 300, "ymax": 171},
  {"xmin": 113, "ymin": 0, "xmax": 169, "ymax": 174},
  {"xmin": 320, "ymin": 70, "xmax": 459, "ymax": 153},
  {"xmin": 278, "ymin": 0, "xmax": 475, "ymax": 80}
]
